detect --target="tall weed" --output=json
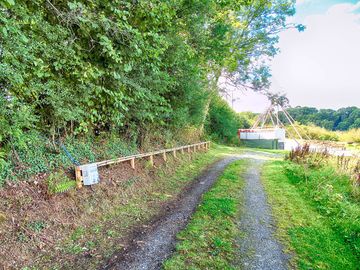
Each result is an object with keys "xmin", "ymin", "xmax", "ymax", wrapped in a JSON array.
[{"xmin": 287, "ymin": 144, "xmax": 329, "ymax": 169}]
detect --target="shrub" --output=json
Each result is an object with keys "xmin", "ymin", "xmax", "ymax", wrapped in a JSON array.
[
  {"xmin": 286, "ymin": 124, "xmax": 339, "ymax": 141},
  {"xmin": 205, "ymin": 95, "xmax": 250, "ymax": 145},
  {"xmin": 339, "ymin": 129, "xmax": 360, "ymax": 143}
]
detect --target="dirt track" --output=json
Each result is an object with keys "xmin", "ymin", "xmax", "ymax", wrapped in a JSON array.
[
  {"xmin": 101, "ymin": 152, "xmax": 289, "ymax": 270},
  {"xmin": 102, "ymin": 156, "xmax": 240, "ymax": 270}
]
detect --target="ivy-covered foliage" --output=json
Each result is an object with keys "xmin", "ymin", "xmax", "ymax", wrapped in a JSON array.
[{"xmin": 0, "ymin": 0, "xmax": 295, "ymax": 183}]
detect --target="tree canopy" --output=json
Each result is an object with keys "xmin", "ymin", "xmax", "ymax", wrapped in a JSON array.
[{"xmin": 0, "ymin": 0, "xmax": 295, "ymax": 145}]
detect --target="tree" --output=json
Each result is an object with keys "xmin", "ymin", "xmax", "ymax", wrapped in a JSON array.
[
  {"xmin": 205, "ymin": 95, "xmax": 250, "ymax": 144},
  {"xmin": 0, "ymin": 0, "xmax": 296, "ymax": 146}
]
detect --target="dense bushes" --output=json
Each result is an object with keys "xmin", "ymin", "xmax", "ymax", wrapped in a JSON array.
[
  {"xmin": 286, "ymin": 124, "xmax": 360, "ymax": 143},
  {"xmin": 281, "ymin": 107, "xmax": 360, "ymax": 143},
  {"xmin": 0, "ymin": 0, "xmax": 295, "ymax": 184},
  {"xmin": 205, "ymin": 95, "xmax": 250, "ymax": 144},
  {"xmin": 0, "ymin": 0, "xmax": 294, "ymax": 140},
  {"xmin": 339, "ymin": 129, "xmax": 360, "ymax": 143},
  {"xmin": 1, "ymin": 0, "xmax": 214, "ymax": 140},
  {"xmin": 286, "ymin": 124, "xmax": 339, "ymax": 141}
]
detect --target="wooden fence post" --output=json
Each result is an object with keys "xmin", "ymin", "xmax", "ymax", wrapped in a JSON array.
[
  {"xmin": 149, "ymin": 155, "xmax": 154, "ymax": 167},
  {"xmin": 75, "ymin": 166, "xmax": 83, "ymax": 189},
  {"xmin": 130, "ymin": 158, "xmax": 135, "ymax": 169},
  {"xmin": 173, "ymin": 150, "xmax": 177, "ymax": 158},
  {"xmin": 162, "ymin": 152, "xmax": 167, "ymax": 161}
]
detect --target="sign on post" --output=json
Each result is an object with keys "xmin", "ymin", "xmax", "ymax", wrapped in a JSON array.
[{"xmin": 81, "ymin": 164, "xmax": 100, "ymax": 186}]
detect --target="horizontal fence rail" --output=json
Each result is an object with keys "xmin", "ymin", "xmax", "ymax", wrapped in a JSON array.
[{"xmin": 75, "ymin": 141, "xmax": 211, "ymax": 188}]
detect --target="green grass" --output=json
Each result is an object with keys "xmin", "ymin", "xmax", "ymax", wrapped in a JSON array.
[
  {"xmin": 262, "ymin": 161, "xmax": 359, "ymax": 269},
  {"xmin": 163, "ymin": 160, "xmax": 247, "ymax": 270},
  {"xmin": 243, "ymin": 147, "xmax": 289, "ymax": 155}
]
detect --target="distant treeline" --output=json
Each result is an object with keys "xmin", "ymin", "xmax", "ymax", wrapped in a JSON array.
[{"xmin": 282, "ymin": 106, "xmax": 360, "ymax": 131}]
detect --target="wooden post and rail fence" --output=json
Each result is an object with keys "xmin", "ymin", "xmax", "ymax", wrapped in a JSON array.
[{"xmin": 75, "ymin": 141, "xmax": 211, "ymax": 188}]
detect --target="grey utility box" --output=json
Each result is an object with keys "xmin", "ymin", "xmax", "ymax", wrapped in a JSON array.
[{"xmin": 80, "ymin": 164, "xmax": 100, "ymax": 185}]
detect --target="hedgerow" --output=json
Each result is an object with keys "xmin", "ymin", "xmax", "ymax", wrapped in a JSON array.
[{"xmin": 0, "ymin": 0, "xmax": 295, "ymax": 183}]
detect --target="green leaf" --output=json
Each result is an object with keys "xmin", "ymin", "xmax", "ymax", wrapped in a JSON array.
[
  {"xmin": 124, "ymin": 64, "xmax": 132, "ymax": 73},
  {"xmin": 1, "ymin": 27, "xmax": 8, "ymax": 38},
  {"xmin": 68, "ymin": 2, "xmax": 77, "ymax": 10},
  {"xmin": 1, "ymin": 0, "xmax": 15, "ymax": 7}
]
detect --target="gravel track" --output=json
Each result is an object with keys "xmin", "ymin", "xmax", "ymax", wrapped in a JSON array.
[
  {"xmin": 101, "ymin": 156, "xmax": 240, "ymax": 270},
  {"xmin": 238, "ymin": 156, "xmax": 290, "ymax": 270},
  {"xmin": 101, "ymin": 152, "xmax": 289, "ymax": 270}
]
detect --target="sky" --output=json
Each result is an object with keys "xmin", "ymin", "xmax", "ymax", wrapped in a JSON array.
[{"xmin": 231, "ymin": 0, "xmax": 360, "ymax": 113}]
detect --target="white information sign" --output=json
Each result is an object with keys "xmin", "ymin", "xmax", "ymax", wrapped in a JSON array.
[{"xmin": 81, "ymin": 164, "xmax": 100, "ymax": 185}]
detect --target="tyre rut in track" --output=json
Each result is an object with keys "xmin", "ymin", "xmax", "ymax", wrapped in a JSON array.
[{"xmin": 237, "ymin": 156, "xmax": 290, "ymax": 270}]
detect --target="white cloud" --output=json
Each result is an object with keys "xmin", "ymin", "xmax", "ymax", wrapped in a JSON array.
[{"xmin": 269, "ymin": 1, "xmax": 360, "ymax": 109}]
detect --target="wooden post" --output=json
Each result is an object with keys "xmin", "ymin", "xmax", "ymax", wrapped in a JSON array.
[
  {"xmin": 149, "ymin": 155, "xmax": 154, "ymax": 167},
  {"xmin": 173, "ymin": 149, "xmax": 177, "ymax": 158},
  {"xmin": 181, "ymin": 148, "xmax": 184, "ymax": 154},
  {"xmin": 162, "ymin": 152, "xmax": 167, "ymax": 161},
  {"xmin": 193, "ymin": 145, "xmax": 196, "ymax": 152},
  {"xmin": 130, "ymin": 158, "xmax": 135, "ymax": 169},
  {"xmin": 187, "ymin": 146, "xmax": 191, "ymax": 153},
  {"xmin": 75, "ymin": 166, "xmax": 83, "ymax": 189}
]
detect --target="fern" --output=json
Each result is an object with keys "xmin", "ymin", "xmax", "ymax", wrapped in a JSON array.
[
  {"xmin": 47, "ymin": 172, "xmax": 76, "ymax": 194},
  {"xmin": 52, "ymin": 180, "xmax": 76, "ymax": 194}
]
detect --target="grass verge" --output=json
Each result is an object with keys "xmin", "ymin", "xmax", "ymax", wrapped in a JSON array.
[
  {"xmin": 163, "ymin": 159, "xmax": 247, "ymax": 270},
  {"xmin": 262, "ymin": 160, "xmax": 359, "ymax": 269}
]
